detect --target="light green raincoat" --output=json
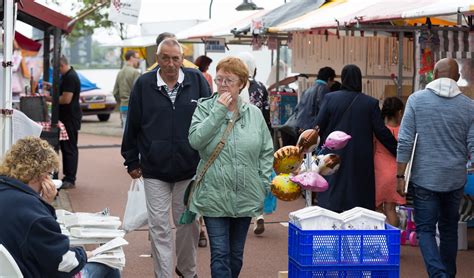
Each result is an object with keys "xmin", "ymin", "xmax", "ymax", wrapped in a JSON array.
[{"xmin": 188, "ymin": 94, "xmax": 274, "ymax": 218}]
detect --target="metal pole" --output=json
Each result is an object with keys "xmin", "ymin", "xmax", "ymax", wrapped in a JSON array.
[
  {"xmin": 51, "ymin": 28, "xmax": 61, "ymax": 127},
  {"xmin": 43, "ymin": 28, "xmax": 51, "ymax": 86},
  {"xmin": 1, "ymin": 0, "xmax": 15, "ymax": 157},
  {"xmin": 397, "ymin": 32, "xmax": 404, "ymax": 98},
  {"xmin": 305, "ymin": 155, "xmax": 312, "ymax": 207},
  {"xmin": 275, "ymin": 39, "xmax": 281, "ymax": 89},
  {"xmin": 209, "ymin": 0, "xmax": 213, "ymax": 19}
]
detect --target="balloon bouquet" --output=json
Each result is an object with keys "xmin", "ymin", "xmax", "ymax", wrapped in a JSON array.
[{"xmin": 271, "ymin": 127, "xmax": 352, "ymax": 201}]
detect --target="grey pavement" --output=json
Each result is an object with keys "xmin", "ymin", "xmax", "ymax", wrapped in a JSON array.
[{"xmin": 53, "ymin": 113, "xmax": 474, "ymax": 277}]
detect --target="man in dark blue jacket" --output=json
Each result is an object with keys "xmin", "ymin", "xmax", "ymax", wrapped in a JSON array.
[
  {"xmin": 296, "ymin": 66, "xmax": 336, "ymax": 130},
  {"xmin": 121, "ymin": 38, "xmax": 211, "ymax": 278}
]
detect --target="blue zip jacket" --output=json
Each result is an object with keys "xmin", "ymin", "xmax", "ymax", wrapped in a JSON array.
[
  {"xmin": 121, "ymin": 67, "xmax": 211, "ymax": 182},
  {"xmin": 0, "ymin": 176, "xmax": 87, "ymax": 277}
]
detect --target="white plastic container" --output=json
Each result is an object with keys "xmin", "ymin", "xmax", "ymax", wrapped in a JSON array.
[
  {"xmin": 289, "ymin": 206, "xmax": 322, "ymax": 224},
  {"xmin": 340, "ymin": 207, "xmax": 386, "ymax": 230},
  {"xmin": 292, "ymin": 207, "xmax": 342, "ymax": 230}
]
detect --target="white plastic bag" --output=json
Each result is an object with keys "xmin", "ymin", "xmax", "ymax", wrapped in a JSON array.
[{"xmin": 122, "ymin": 178, "xmax": 148, "ymax": 232}]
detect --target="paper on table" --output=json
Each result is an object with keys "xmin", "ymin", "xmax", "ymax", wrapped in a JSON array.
[
  {"xmin": 91, "ymin": 237, "xmax": 128, "ymax": 257},
  {"xmin": 89, "ymin": 247, "xmax": 126, "ymax": 270},
  {"xmin": 404, "ymin": 133, "xmax": 418, "ymax": 194},
  {"xmin": 12, "ymin": 109, "xmax": 43, "ymax": 145},
  {"xmin": 69, "ymin": 227, "xmax": 125, "ymax": 239}
]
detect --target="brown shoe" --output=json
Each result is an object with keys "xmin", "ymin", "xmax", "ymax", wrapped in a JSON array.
[{"xmin": 198, "ymin": 231, "xmax": 207, "ymax": 248}]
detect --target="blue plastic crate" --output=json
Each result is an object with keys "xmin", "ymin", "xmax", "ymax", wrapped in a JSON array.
[
  {"xmin": 288, "ymin": 223, "xmax": 400, "ymax": 267},
  {"xmin": 289, "ymin": 258, "xmax": 399, "ymax": 278}
]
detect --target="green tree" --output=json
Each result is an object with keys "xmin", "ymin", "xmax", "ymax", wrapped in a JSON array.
[{"xmin": 47, "ymin": 0, "xmax": 127, "ymax": 42}]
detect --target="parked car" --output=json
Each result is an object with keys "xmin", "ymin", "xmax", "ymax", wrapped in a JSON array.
[{"xmin": 77, "ymin": 72, "xmax": 116, "ymax": 122}]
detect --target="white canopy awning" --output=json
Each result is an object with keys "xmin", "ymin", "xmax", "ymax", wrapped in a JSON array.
[
  {"xmin": 176, "ymin": 9, "xmax": 269, "ymax": 42},
  {"xmin": 101, "ymin": 35, "xmax": 157, "ymax": 48}
]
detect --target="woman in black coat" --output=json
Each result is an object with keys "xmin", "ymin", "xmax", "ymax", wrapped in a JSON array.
[{"xmin": 314, "ymin": 64, "xmax": 397, "ymax": 212}]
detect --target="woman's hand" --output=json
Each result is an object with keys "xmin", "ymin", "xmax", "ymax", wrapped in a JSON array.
[
  {"xmin": 40, "ymin": 177, "xmax": 57, "ymax": 204},
  {"xmin": 217, "ymin": 92, "xmax": 233, "ymax": 108}
]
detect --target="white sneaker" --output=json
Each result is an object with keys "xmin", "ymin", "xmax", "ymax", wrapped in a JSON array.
[{"xmin": 253, "ymin": 215, "xmax": 265, "ymax": 235}]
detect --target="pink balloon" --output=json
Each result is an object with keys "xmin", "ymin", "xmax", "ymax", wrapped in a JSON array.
[
  {"xmin": 323, "ymin": 131, "xmax": 352, "ymax": 150},
  {"xmin": 290, "ymin": 171, "xmax": 329, "ymax": 192}
]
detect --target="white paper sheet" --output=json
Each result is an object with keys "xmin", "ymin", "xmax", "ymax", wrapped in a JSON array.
[
  {"xmin": 91, "ymin": 237, "xmax": 129, "ymax": 257},
  {"xmin": 12, "ymin": 109, "xmax": 42, "ymax": 145},
  {"xmin": 404, "ymin": 133, "xmax": 419, "ymax": 193}
]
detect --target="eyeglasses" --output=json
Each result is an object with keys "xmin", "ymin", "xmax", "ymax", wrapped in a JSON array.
[
  {"xmin": 214, "ymin": 77, "xmax": 239, "ymax": 86},
  {"xmin": 48, "ymin": 171, "xmax": 55, "ymax": 179}
]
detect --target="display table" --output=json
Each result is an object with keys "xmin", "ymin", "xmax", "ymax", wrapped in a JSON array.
[{"xmin": 38, "ymin": 121, "xmax": 68, "ymax": 140}]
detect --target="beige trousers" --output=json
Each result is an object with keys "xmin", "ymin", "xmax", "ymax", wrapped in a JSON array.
[{"xmin": 143, "ymin": 178, "xmax": 199, "ymax": 278}]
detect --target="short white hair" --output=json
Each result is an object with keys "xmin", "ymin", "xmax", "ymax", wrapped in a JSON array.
[
  {"xmin": 156, "ymin": 38, "xmax": 184, "ymax": 55},
  {"xmin": 236, "ymin": 52, "xmax": 256, "ymax": 78}
]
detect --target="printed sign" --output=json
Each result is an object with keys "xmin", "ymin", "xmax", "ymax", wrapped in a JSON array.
[
  {"xmin": 205, "ymin": 38, "xmax": 226, "ymax": 53},
  {"xmin": 108, "ymin": 0, "xmax": 142, "ymax": 25}
]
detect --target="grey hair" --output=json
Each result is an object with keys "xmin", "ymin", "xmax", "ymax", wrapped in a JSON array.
[
  {"xmin": 156, "ymin": 38, "xmax": 184, "ymax": 55},
  {"xmin": 59, "ymin": 55, "xmax": 69, "ymax": 65}
]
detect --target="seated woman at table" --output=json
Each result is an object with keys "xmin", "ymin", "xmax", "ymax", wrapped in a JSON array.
[{"xmin": 0, "ymin": 136, "xmax": 120, "ymax": 278}]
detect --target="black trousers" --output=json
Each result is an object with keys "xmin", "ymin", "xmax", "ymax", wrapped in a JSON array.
[{"xmin": 60, "ymin": 121, "xmax": 79, "ymax": 183}]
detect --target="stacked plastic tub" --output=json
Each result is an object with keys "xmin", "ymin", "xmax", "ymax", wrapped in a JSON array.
[{"xmin": 288, "ymin": 207, "xmax": 400, "ymax": 277}]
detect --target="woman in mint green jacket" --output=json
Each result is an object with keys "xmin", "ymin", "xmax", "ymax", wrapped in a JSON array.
[{"xmin": 188, "ymin": 57, "xmax": 273, "ymax": 277}]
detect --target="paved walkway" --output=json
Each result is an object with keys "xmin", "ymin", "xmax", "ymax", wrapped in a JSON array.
[{"xmin": 54, "ymin": 114, "xmax": 474, "ymax": 277}]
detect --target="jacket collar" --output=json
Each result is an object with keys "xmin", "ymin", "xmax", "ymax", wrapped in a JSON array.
[
  {"xmin": 156, "ymin": 68, "xmax": 185, "ymax": 88},
  {"xmin": 0, "ymin": 175, "xmax": 41, "ymax": 198},
  {"xmin": 149, "ymin": 67, "xmax": 193, "ymax": 91},
  {"xmin": 0, "ymin": 175, "xmax": 55, "ymax": 211}
]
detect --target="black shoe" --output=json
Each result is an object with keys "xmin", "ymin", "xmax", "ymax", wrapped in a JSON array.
[
  {"xmin": 61, "ymin": 181, "xmax": 76, "ymax": 189},
  {"xmin": 175, "ymin": 267, "xmax": 198, "ymax": 278}
]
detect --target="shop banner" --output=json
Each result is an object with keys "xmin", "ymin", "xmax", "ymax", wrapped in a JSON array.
[{"xmin": 108, "ymin": 0, "xmax": 142, "ymax": 25}]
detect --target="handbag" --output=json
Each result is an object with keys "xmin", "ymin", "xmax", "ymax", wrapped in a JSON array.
[
  {"xmin": 279, "ymin": 112, "xmax": 298, "ymax": 138},
  {"xmin": 122, "ymin": 178, "xmax": 148, "ymax": 232},
  {"xmin": 179, "ymin": 109, "xmax": 240, "ymax": 224}
]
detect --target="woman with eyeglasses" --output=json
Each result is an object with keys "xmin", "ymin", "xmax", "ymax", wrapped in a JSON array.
[
  {"xmin": 0, "ymin": 137, "xmax": 120, "ymax": 278},
  {"xmin": 188, "ymin": 57, "xmax": 274, "ymax": 277}
]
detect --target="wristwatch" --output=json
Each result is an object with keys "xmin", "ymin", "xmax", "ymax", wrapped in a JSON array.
[{"xmin": 396, "ymin": 174, "xmax": 405, "ymax": 179}]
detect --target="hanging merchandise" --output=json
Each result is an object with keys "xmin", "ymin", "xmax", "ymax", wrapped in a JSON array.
[{"xmin": 418, "ymin": 30, "xmax": 439, "ymax": 88}]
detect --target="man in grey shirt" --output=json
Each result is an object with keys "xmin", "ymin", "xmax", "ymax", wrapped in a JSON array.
[{"xmin": 397, "ymin": 58, "xmax": 474, "ymax": 278}]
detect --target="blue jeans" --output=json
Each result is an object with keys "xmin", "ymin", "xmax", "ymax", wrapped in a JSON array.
[
  {"xmin": 82, "ymin": 262, "xmax": 120, "ymax": 278},
  {"xmin": 203, "ymin": 217, "xmax": 251, "ymax": 278},
  {"xmin": 413, "ymin": 184, "xmax": 463, "ymax": 278}
]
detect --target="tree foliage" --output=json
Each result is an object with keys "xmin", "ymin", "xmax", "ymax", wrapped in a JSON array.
[{"xmin": 47, "ymin": 0, "xmax": 123, "ymax": 42}]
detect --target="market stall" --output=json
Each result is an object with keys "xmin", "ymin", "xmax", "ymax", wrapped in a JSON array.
[
  {"xmin": 266, "ymin": 0, "xmax": 474, "ymax": 99},
  {"xmin": 1, "ymin": 0, "xmax": 76, "ymax": 155}
]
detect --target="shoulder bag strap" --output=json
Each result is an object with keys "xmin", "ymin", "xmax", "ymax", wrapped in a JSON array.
[
  {"xmin": 334, "ymin": 94, "xmax": 359, "ymax": 129},
  {"xmin": 194, "ymin": 108, "xmax": 240, "ymax": 186}
]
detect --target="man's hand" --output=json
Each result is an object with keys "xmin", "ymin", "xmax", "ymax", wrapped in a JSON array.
[
  {"xmin": 40, "ymin": 178, "xmax": 57, "ymax": 204},
  {"xmin": 397, "ymin": 178, "xmax": 406, "ymax": 197},
  {"xmin": 128, "ymin": 168, "xmax": 142, "ymax": 179}
]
